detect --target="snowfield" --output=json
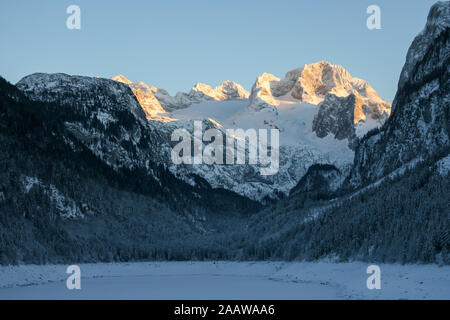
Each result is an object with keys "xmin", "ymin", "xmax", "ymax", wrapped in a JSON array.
[{"xmin": 0, "ymin": 261, "xmax": 448, "ymax": 300}]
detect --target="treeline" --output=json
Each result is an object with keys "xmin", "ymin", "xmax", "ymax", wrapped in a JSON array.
[{"xmin": 244, "ymin": 160, "xmax": 450, "ymax": 264}]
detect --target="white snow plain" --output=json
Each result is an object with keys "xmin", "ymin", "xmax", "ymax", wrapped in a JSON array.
[{"xmin": 0, "ymin": 261, "xmax": 448, "ymax": 300}]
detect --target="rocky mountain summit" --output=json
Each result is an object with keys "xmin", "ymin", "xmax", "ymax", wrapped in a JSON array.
[
  {"xmin": 162, "ymin": 80, "xmax": 249, "ymax": 111},
  {"xmin": 180, "ymin": 81, "xmax": 250, "ymax": 103},
  {"xmin": 247, "ymin": 62, "xmax": 391, "ymax": 147}
]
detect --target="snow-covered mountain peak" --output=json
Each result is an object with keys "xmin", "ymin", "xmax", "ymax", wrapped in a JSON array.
[
  {"xmin": 290, "ymin": 61, "xmax": 355, "ymax": 103},
  {"xmin": 247, "ymin": 62, "xmax": 391, "ymax": 142},
  {"xmin": 215, "ymin": 80, "xmax": 250, "ymax": 100},
  {"xmin": 249, "ymin": 61, "xmax": 390, "ymax": 112},
  {"xmin": 187, "ymin": 80, "xmax": 250, "ymax": 102},
  {"xmin": 191, "ymin": 82, "xmax": 214, "ymax": 94},
  {"xmin": 248, "ymin": 73, "xmax": 282, "ymax": 110}
]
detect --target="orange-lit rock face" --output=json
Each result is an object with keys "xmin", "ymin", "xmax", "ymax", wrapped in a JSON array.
[
  {"xmin": 111, "ymin": 75, "xmax": 175, "ymax": 122},
  {"xmin": 351, "ymin": 81, "xmax": 391, "ymax": 124},
  {"xmin": 249, "ymin": 61, "xmax": 391, "ymax": 124},
  {"xmin": 353, "ymin": 96, "xmax": 367, "ymax": 123},
  {"xmin": 291, "ymin": 62, "xmax": 354, "ymax": 104},
  {"xmin": 130, "ymin": 86, "xmax": 166, "ymax": 118},
  {"xmin": 113, "ymin": 75, "xmax": 249, "ymax": 116}
]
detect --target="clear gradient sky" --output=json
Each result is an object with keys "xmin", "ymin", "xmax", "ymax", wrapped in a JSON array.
[{"xmin": 0, "ymin": 0, "xmax": 440, "ymax": 102}]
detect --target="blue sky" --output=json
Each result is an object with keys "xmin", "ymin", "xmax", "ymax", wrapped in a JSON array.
[{"xmin": 0, "ymin": 0, "xmax": 439, "ymax": 102}]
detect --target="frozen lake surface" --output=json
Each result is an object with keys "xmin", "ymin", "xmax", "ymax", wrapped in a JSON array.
[
  {"xmin": 0, "ymin": 261, "xmax": 449, "ymax": 300},
  {"xmin": 0, "ymin": 274, "xmax": 338, "ymax": 300}
]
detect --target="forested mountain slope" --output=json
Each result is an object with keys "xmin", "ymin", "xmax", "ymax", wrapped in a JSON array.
[{"xmin": 0, "ymin": 78, "xmax": 256, "ymax": 264}]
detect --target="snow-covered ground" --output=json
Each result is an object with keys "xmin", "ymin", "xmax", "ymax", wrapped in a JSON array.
[{"xmin": 0, "ymin": 261, "xmax": 448, "ymax": 300}]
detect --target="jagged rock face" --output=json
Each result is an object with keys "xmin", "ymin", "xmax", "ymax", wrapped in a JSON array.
[
  {"xmin": 312, "ymin": 94, "xmax": 359, "ymax": 149},
  {"xmin": 111, "ymin": 75, "xmax": 172, "ymax": 121},
  {"xmin": 291, "ymin": 63, "xmax": 353, "ymax": 103},
  {"xmin": 289, "ymin": 62, "xmax": 391, "ymax": 122},
  {"xmin": 214, "ymin": 80, "xmax": 250, "ymax": 100},
  {"xmin": 348, "ymin": 1, "xmax": 450, "ymax": 187},
  {"xmin": 248, "ymin": 73, "xmax": 282, "ymax": 111},
  {"xmin": 247, "ymin": 62, "xmax": 391, "ymax": 141}
]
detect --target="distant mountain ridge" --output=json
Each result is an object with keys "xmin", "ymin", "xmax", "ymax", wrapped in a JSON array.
[
  {"xmin": 112, "ymin": 75, "xmax": 249, "ymax": 113},
  {"xmin": 111, "ymin": 61, "xmax": 391, "ymax": 150},
  {"xmin": 104, "ymin": 62, "xmax": 391, "ymax": 200}
]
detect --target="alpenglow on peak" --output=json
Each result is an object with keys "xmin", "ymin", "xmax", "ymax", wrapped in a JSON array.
[{"xmin": 248, "ymin": 61, "xmax": 391, "ymax": 126}]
